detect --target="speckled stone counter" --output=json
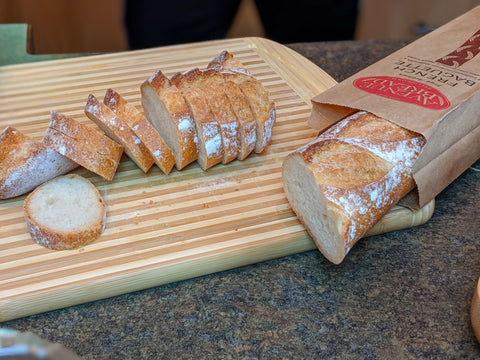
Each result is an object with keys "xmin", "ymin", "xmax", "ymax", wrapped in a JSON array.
[{"xmin": 2, "ymin": 40, "xmax": 479, "ymax": 359}]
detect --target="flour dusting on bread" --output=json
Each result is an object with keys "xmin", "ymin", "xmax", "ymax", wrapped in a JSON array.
[
  {"xmin": 0, "ymin": 126, "xmax": 78, "ymax": 199},
  {"xmin": 2, "ymin": 50, "xmax": 276, "ymax": 250},
  {"xmin": 282, "ymin": 111, "xmax": 426, "ymax": 264}
]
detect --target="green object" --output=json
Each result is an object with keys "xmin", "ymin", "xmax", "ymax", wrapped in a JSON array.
[{"xmin": 0, "ymin": 23, "xmax": 84, "ymax": 66}]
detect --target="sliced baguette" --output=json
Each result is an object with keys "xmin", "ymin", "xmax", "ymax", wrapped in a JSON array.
[
  {"xmin": 203, "ymin": 79, "xmax": 240, "ymax": 163},
  {"xmin": 187, "ymin": 67, "xmax": 256, "ymax": 160},
  {"xmin": 208, "ymin": 51, "xmax": 276, "ymax": 154},
  {"xmin": 171, "ymin": 70, "xmax": 224, "ymax": 170},
  {"xmin": 43, "ymin": 111, "xmax": 124, "ymax": 181},
  {"xmin": 0, "ymin": 126, "xmax": 78, "ymax": 199},
  {"xmin": 172, "ymin": 68, "xmax": 240, "ymax": 165},
  {"xmin": 216, "ymin": 79, "xmax": 257, "ymax": 160},
  {"xmin": 24, "ymin": 174, "xmax": 106, "ymax": 250},
  {"xmin": 103, "ymin": 88, "xmax": 175, "ymax": 175},
  {"xmin": 196, "ymin": 68, "xmax": 256, "ymax": 160},
  {"xmin": 141, "ymin": 70, "xmax": 198, "ymax": 170},
  {"xmin": 85, "ymin": 94, "xmax": 155, "ymax": 173}
]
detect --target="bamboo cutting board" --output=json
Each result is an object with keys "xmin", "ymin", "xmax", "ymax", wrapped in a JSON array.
[{"xmin": 0, "ymin": 37, "xmax": 434, "ymax": 321}]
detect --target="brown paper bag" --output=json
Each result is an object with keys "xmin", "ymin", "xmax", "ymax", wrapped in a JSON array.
[{"xmin": 309, "ymin": 6, "xmax": 480, "ymax": 209}]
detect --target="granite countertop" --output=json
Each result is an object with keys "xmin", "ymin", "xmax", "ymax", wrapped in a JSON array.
[{"xmin": 1, "ymin": 40, "xmax": 479, "ymax": 359}]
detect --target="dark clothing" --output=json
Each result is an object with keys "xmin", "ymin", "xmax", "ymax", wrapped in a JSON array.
[
  {"xmin": 256, "ymin": 0, "xmax": 358, "ymax": 43},
  {"xmin": 125, "ymin": 0, "xmax": 358, "ymax": 49}
]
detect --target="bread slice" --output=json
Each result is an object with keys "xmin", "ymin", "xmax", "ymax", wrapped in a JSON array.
[
  {"xmin": 174, "ymin": 67, "xmax": 255, "ymax": 162},
  {"xmin": 208, "ymin": 51, "xmax": 276, "ymax": 154},
  {"xmin": 43, "ymin": 111, "xmax": 124, "ymax": 181},
  {"xmin": 190, "ymin": 67, "xmax": 256, "ymax": 161},
  {"xmin": 141, "ymin": 70, "xmax": 198, "ymax": 170},
  {"xmin": 216, "ymin": 79, "xmax": 257, "ymax": 160},
  {"xmin": 0, "ymin": 126, "xmax": 78, "ymax": 199},
  {"xmin": 202, "ymin": 80, "xmax": 240, "ymax": 163},
  {"xmin": 282, "ymin": 111, "xmax": 426, "ymax": 264},
  {"xmin": 103, "ymin": 88, "xmax": 175, "ymax": 175},
  {"xmin": 172, "ymin": 68, "xmax": 242, "ymax": 165},
  {"xmin": 85, "ymin": 94, "xmax": 155, "ymax": 173},
  {"xmin": 171, "ymin": 70, "xmax": 224, "ymax": 170},
  {"xmin": 24, "ymin": 174, "xmax": 107, "ymax": 250},
  {"xmin": 207, "ymin": 50, "xmax": 248, "ymax": 73}
]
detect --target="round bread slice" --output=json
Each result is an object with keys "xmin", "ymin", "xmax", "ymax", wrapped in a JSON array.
[{"xmin": 23, "ymin": 174, "xmax": 107, "ymax": 250}]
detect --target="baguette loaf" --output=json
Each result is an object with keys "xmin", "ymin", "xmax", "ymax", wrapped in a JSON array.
[
  {"xmin": 0, "ymin": 126, "xmax": 78, "ymax": 199},
  {"xmin": 103, "ymin": 88, "xmax": 175, "ymax": 175},
  {"xmin": 282, "ymin": 111, "xmax": 426, "ymax": 264},
  {"xmin": 24, "ymin": 174, "xmax": 106, "ymax": 250},
  {"xmin": 208, "ymin": 51, "xmax": 276, "ymax": 154},
  {"xmin": 85, "ymin": 94, "xmax": 155, "ymax": 173},
  {"xmin": 43, "ymin": 111, "xmax": 124, "ymax": 181},
  {"xmin": 141, "ymin": 70, "xmax": 199, "ymax": 170}
]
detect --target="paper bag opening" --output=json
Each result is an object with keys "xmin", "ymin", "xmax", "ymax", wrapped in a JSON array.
[{"xmin": 308, "ymin": 6, "xmax": 480, "ymax": 209}]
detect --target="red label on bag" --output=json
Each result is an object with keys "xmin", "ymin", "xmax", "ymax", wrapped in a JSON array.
[{"xmin": 353, "ymin": 76, "xmax": 450, "ymax": 110}]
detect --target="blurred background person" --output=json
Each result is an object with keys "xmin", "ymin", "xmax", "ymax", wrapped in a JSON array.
[{"xmin": 124, "ymin": 0, "xmax": 359, "ymax": 49}]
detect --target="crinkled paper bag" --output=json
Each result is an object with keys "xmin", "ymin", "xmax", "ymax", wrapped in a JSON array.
[{"xmin": 309, "ymin": 6, "xmax": 480, "ymax": 209}]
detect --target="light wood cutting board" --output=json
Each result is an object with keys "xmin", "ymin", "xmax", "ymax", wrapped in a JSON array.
[{"xmin": 0, "ymin": 37, "xmax": 434, "ymax": 321}]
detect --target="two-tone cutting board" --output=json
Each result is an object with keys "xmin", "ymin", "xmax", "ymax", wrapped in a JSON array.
[{"xmin": 0, "ymin": 37, "xmax": 434, "ymax": 321}]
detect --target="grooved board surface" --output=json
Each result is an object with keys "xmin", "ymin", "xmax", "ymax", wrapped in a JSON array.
[{"xmin": 0, "ymin": 37, "xmax": 434, "ymax": 321}]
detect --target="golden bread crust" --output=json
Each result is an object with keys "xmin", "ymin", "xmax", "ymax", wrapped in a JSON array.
[
  {"xmin": 222, "ymin": 72, "xmax": 276, "ymax": 153},
  {"xmin": 43, "ymin": 111, "xmax": 123, "ymax": 181},
  {"xmin": 141, "ymin": 70, "xmax": 199, "ymax": 170},
  {"xmin": 140, "ymin": 50, "xmax": 275, "ymax": 170},
  {"xmin": 208, "ymin": 50, "xmax": 249, "ymax": 73},
  {"xmin": 207, "ymin": 53, "xmax": 275, "ymax": 154},
  {"xmin": 0, "ymin": 126, "xmax": 78, "ymax": 199},
  {"xmin": 202, "ymin": 81, "xmax": 240, "ymax": 164},
  {"xmin": 282, "ymin": 111, "xmax": 426, "ymax": 264},
  {"xmin": 178, "ymin": 67, "xmax": 256, "ymax": 161},
  {"xmin": 172, "ymin": 68, "xmax": 240, "ymax": 165},
  {"xmin": 85, "ymin": 94, "xmax": 155, "ymax": 173},
  {"xmin": 104, "ymin": 88, "xmax": 175, "ymax": 175},
  {"xmin": 182, "ymin": 85, "xmax": 224, "ymax": 169},
  {"xmin": 218, "ymin": 80, "xmax": 256, "ymax": 160}
]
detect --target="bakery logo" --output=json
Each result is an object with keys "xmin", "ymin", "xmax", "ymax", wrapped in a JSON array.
[
  {"xmin": 436, "ymin": 28, "xmax": 480, "ymax": 68},
  {"xmin": 353, "ymin": 76, "xmax": 450, "ymax": 110}
]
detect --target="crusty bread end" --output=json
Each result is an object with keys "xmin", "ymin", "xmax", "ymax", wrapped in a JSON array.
[
  {"xmin": 0, "ymin": 126, "xmax": 78, "ymax": 199},
  {"xmin": 282, "ymin": 111, "xmax": 425, "ymax": 264}
]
